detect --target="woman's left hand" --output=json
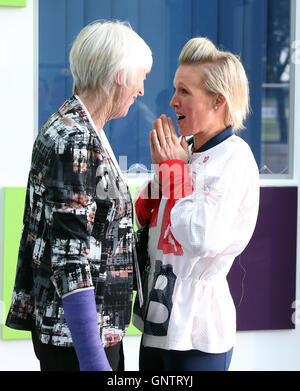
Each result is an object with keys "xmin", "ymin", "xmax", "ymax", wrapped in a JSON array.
[{"xmin": 150, "ymin": 114, "xmax": 189, "ymax": 164}]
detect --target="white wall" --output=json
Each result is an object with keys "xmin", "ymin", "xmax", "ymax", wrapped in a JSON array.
[
  {"xmin": 0, "ymin": 0, "xmax": 299, "ymax": 371},
  {"xmin": 0, "ymin": 0, "xmax": 39, "ymax": 371},
  {"xmin": 0, "ymin": 2, "xmax": 37, "ymax": 187}
]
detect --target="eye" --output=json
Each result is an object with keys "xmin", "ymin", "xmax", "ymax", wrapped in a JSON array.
[
  {"xmin": 179, "ymin": 88, "xmax": 188, "ymax": 94},
  {"xmin": 173, "ymin": 87, "xmax": 188, "ymax": 95}
]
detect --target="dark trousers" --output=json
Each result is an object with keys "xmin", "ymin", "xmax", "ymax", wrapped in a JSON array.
[
  {"xmin": 31, "ymin": 330, "xmax": 124, "ymax": 371},
  {"xmin": 139, "ymin": 342, "xmax": 233, "ymax": 371}
]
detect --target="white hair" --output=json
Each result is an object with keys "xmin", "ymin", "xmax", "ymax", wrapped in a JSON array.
[
  {"xmin": 179, "ymin": 37, "xmax": 250, "ymax": 132},
  {"xmin": 69, "ymin": 20, "xmax": 153, "ymax": 96}
]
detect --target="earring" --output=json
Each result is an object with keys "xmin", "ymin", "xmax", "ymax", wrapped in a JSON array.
[{"xmin": 215, "ymin": 106, "xmax": 218, "ymax": 110}]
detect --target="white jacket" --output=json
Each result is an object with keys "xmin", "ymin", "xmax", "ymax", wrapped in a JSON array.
[{"xmin": 133, "ymin": 134, "xmax": 259, "ymax": 353}]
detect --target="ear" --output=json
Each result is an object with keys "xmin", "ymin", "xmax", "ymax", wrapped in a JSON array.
[
  {"xmin": 115, "ymin": 70, "xmax": 123, "ymax": 86},
  {"xmin": 214, "ymin": 94, "xmax": 226, "ymax": 110}
]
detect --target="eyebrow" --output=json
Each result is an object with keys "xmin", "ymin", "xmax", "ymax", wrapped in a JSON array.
[{"xmin": 173, "ymin": 81, "xmax": 189, "ymax": 89}]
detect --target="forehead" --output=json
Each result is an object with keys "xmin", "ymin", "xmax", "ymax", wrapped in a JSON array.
[
  {"xmin": 136, "ymin": 68, "xmax": 147, "ymax": 78},
  {"xmin": 173, "ymin": 64, "xmax": 206, "ymax": 87}
]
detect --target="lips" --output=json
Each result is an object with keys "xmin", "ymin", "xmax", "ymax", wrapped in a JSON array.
[{"xmin": 176, "ymin": 114, "xmax": 186, "ymax": 121}]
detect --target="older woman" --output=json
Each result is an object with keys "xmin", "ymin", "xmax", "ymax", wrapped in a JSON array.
[
  {"xmin": 133, "ymin": 37, "xmax": 259, "ymax": 371},
  {"xmin": 5, "ymin": 20, "xmax": 152, "ymax": 371}
]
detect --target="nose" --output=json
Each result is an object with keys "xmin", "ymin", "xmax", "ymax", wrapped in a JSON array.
[
  {"xmin": 138, "ymin": 83, "xmax": 144, "ymax": 97},
  {"xmin": 170, "ymin": 92, "xmax": 178, "ymax": 108}
]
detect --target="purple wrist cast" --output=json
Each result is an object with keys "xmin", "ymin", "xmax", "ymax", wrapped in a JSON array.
[{"xmin": 62, "ymin": 289, "xmax": 111, "ymax": 371}]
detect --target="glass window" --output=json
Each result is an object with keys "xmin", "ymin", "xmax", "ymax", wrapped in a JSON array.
[
  {"xmin": 39, "ymin": 0, "xmax": 292, "ymax": 176},
  {"xmin": 261, "ymin": 0, "xmax": 291, "ymax": 175}
]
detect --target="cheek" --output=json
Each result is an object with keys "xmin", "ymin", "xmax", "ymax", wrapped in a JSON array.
[
  {"xmin": 188, "ymin": 108, "xmax": 199, "ymax": 124},
  {"xmin": 192, "ymin": 103, "xmax": 207, "ymax": 119}
]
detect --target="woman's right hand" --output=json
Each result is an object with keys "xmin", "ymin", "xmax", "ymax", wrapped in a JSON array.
[{"xmin": 150, "ymin": 114, "xmax": 189, "ymax": 164}]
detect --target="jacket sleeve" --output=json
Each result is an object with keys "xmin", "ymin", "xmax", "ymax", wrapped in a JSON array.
[
  {"xmin": 134, "ymin": 173, "xmax": 162, "ymax": 228},
  {"xmin": 44, "ymin": 134, "xmax": 96, "ymax": 297},
  {"xmin": 161, "ymin": 154, "xmax": 259, "ymax": 259}
]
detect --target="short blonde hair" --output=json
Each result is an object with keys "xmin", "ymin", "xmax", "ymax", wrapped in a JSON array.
[
  {"xmin": 179, "ymin": 37, "xmax": 250, "ymax": 132},
  {"xmin": 70, "ymin": 20, "xmax": 153, "ymax": 96}
]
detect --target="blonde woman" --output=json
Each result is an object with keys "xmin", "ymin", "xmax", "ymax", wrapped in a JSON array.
[
  {"xmin": 6, "ymin": 20, "xmax": 152, "ymax": 371},
  {"xmin": 133, "ymin": 37, "xmax": 259, "ymax": 371}
]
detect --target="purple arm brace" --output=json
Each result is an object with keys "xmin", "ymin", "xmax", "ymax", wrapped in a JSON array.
[{"xmin": 62, "ymin": 289, "xmax": 111, "ymax": 371}]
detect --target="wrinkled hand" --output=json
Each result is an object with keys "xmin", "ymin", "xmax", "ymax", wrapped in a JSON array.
[{"xmin": 150, "ymin": 114, "xmax": 189, "ymax": 164}]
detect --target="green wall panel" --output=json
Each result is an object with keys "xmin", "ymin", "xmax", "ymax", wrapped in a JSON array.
[
  {"xmin": 0, "ymin": 0, "xmax": 27, "ymax": 6},
  {"xmin": 126, "ymin": 185, "xmax": 142, "ymax": 336},
  {"xmin": 2, "ymin": 185, "xmax": 142, "ymax": 340},
  {"xmin": 2, "ymin": 187, "xmax": 30, "ymax": 339},
  {"xmin": 126, "ymin": 291, "xmax": 141, "ymax": 336}
]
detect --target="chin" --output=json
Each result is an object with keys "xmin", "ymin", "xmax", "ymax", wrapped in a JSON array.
[
  {"xmin": 118, "ymin": 108, "xmax": 130, "ymax": 118},
  {"xmin": 178, "ymin": 126, "xmax": 193, "ymax": 137}
]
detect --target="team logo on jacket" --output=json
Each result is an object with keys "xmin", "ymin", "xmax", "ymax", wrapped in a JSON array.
[
  {"xmin": 157, "ymin": 200, "xmax": 183, "ymax": 256},
  {"xmin": 144, "ymin": 261, "xmax": 176, "ymax": 336}
]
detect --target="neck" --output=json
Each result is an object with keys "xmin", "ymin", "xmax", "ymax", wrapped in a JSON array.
[
  {"xmin": 78, "ymin": 90, "xmax": 114, "ymax": 133},
  {"xmin": 193, "ymin": 126, "xmax": 227, "ymax": 151}
]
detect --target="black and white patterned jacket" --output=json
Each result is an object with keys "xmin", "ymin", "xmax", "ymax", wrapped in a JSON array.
[{"xmin": 6, "ymin": 95, "xmax": 134, "ymax": 348}]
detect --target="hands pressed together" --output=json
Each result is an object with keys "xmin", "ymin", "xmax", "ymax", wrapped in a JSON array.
[{"xmin": 150, "ymin": 114, "xmax": 189, "ymax": 164}]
